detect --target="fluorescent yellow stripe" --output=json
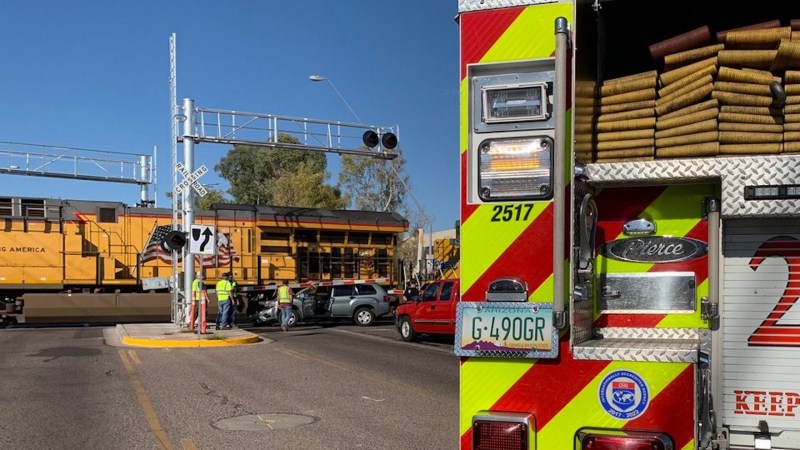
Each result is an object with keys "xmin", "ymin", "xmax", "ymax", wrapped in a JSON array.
[
  {"xmin": 460, "ymin": 358, "xmax": 531, "ymax": 436},
  {"xmin": 680, "ymin": 441, "xmax": 696, "ymax": 450},
  {"xmin": 461, "ymin": 202, "xmax": 548, "ymax": 295},
  {"xmin": 595, "ymin": 185, "xmax": 711, "ymax": 328},
  {"xmin": 537, "ymin": 361, "xmax": 689, "ymax": 448},
  {"xmin": 481, "ymin": 3, "xmax": 573, "ymax": 64}
]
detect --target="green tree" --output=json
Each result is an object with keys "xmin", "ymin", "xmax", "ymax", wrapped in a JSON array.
[
  {"xmin": 215, "ymin": 134, "xmax": 338, "ymax": 207},
  {"xmin": 269, "ymin": 161, "xmax": 349, "ymax": 209},
  {"xmin": 196, "ymin": 188, "xmax": 229, "ymax": 210},
  {"xmin": 338, "ymin": 149, "xmax": 408, "ymax": 212}
]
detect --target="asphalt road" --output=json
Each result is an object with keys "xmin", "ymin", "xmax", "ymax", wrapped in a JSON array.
[{"xmin": 0, "ymin": 322, "xmax": 459, "ymax": 450}]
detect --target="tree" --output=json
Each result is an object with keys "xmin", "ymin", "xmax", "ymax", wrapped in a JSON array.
[
  {"xmin": 196, "ymin": 188, "xmax": 229, "ymax": 210},
  {"xmin": 338, "ymin": 149, "xmax": 409, "ymax": 212},
  {"xmin": 268, "ymin": 161, "xmax": 349, "ymax": 209},
  {"xmin": 215, "ymin": 134, "xmax": 341, "ymax": 207}
]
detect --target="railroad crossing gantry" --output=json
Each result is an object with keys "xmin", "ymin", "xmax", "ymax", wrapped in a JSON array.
[
  {"xmin": 0, "ymin": 140, "xmax": 155, "ymax": 206},
  {"xmin": 170, "ymin": 101, "xmax": 401, "ymax": 325},
  {"xmin": 168, "ymin": 34, "xmax": 400, "ymax": 326}
]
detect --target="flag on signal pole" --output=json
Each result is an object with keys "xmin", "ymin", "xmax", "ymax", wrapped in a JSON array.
[{"xmin": 140, "ymin": 223, "xmax": 239, "ymax": 267}]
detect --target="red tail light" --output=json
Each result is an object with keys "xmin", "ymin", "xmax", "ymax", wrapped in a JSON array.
[
  {"xmin": 576, "ymin": 428, "xmax": 673, "ymax": 450},
  {"xmin": 383, "ymin": 295, "xmax": 390, "ymax": 302},
  {"xmin": 472, "ymin": 412, "xmax": 533, "ymax": 450}
]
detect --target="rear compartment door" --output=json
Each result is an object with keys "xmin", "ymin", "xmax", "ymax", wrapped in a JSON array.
[{"xmin": 721, "ymin": 218, "xmax": 800, "ymax": 449}]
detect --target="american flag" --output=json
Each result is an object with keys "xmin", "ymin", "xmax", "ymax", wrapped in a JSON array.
[{"xmin": 141, "ymin": 224, "xmax": 239, "ymax": 268}]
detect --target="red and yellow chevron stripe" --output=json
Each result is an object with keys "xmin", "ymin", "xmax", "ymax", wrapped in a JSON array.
[{"xmin": 459, "ymin": 2, "xmax": 703, "ymax": 449}]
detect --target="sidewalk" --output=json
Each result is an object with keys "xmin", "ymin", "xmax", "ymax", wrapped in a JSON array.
[{"xmin": 114, "ymin": 323, "xmax": 262, "ymax": 348}]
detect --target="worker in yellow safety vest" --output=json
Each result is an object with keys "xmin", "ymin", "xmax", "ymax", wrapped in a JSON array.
[
  {"xmin": 215, "ymin": 272, "xmax": 234, "ymax": 330},
  {"xmin": 277, "ymin": 280, "xmax": 294, "ymax": 331}
]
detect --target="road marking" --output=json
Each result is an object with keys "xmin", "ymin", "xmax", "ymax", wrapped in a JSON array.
[
  {"xmin": 180, "ymin": 438, "xmax": 198, "ymax": 450},
  {"xmin": 128, "ymin": 349, "xmax": 142, "ymax": 365},
  {"xmin": 118, "ymin": 350, "xmax": 174, "ymax": 450},
  {"xmin": 274, "ymin": 341, "xmax": 451, "ymax": 404},
  {"xmin": 331, "ymin": 328, "xmax": 456, "ymax": 355}
]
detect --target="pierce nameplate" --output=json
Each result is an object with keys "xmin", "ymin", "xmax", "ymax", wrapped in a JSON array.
[{"xmin": 602, "ymin": 236, "xmax": 707, "ymax": 263}]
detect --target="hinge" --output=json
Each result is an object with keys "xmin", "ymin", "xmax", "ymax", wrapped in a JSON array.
[{"xmin": 701, "ymin": 296, "xmax": 719, "ymax": 322}]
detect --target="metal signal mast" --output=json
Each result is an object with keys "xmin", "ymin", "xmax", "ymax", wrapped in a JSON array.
[{"xmin": 168, "ymin": 33, "xmax": 400, "ymax": 326}]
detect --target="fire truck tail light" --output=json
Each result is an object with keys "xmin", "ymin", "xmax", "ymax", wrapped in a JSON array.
[
  {"xmin": 478, "ymin": 137, "xmax": 553, "ymax": 201},
  {"xmin": 472, "ymin": 412, "xmax": 533, "ymax": 450},
  {"xmin": 575, "ymin": 428, "xmax": 674, "ymax": 450}
]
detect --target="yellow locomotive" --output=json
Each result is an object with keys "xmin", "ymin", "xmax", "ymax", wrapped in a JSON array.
[{"xmin": 0, "ymin": 196, "xmax": 407, "ymax": 324}]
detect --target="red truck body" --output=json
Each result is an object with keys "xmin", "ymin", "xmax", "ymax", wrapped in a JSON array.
[{"xmin": 394, "ymin": 279, "xmax": 460, "ymax": 341}]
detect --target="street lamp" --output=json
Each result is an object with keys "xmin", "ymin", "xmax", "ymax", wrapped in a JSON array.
[
  {"xmin": 308, "ymin": 73, "xmax": 434, "ymax": 280},
  {"xmin": 308, "ymin": 75, "xmax": 364, "ymax": 124}
]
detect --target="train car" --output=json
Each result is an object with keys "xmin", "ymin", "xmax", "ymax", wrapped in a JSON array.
[{"xmin": 0, "ymin": 196, "xmax": 407, "ymax": 324}]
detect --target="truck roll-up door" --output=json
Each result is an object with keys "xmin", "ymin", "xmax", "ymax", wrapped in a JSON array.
[{"xmin": 721, "ymin": 218, "xmax": 800, "ymax": 449}]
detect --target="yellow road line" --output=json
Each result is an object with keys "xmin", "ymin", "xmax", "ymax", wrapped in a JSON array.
[
  {"xmin": 179, "ymin": 438, "xmax": 198, "ymax": 450},
  {"xmin": 118, "ymin": 350, "xmax": 174, "ymax": 450},
  {"xmin": 127, "ymin": 349, "xmax": 142, "ymax": 365}
]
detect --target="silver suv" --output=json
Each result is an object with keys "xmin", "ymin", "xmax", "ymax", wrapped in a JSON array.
[{"xmin": 253, "ymin": 283, "xmax": 391, "ymax": 327}]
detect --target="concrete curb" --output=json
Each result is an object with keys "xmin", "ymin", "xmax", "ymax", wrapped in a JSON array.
[{"xmin": 116, "ymin": 324, "xmax": 261, "ymax": 348}]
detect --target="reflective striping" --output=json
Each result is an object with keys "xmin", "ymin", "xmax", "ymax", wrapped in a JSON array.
[
  {"xmin": 479, "ymin": 3, "xmax": 572, "ymax": 64},
  {"xmin": 595, "ymin": 185, "xmax": 712, "ymax": 329},
  {"xmin": 489, "ymin": 339, "xmax": 610, "ymax": 427},
  {"xmin": 460, "ymin": 8, "xmax": 524, "ymax": 79},
  {"xmin": 624, "ymin": 365, "xmax": 695, "ymax": 449},
  {"xmin": 460, "ymin": 202, "xmax": 549, "ymax": 297},
  {"xmin": 459, "ymin": 357, "xmax": 532, "ymax": 436},
  {"xmin": 536, "ymin": 361, "xmax": 690, "ymax": 448}
]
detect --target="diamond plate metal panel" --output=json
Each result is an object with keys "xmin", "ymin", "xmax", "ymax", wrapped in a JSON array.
[
  {"xmin": 458, "ymin": 0, "xmax": 559, "ymax": 12},
  {"xmin": 573, "ymin": 338, "xmax": 699, "ymax": 362},
  {"xmin": 586, "ymin": 155, "xmax": 800, "ymax": 218},
  {"xmin": 597, "ymin": 327, "xmax": 701, "ymax": 340}
]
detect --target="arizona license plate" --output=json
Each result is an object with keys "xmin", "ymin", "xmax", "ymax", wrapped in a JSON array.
[{"xmin": 454, "ymin": 302, "xmax": 559, "ymax": 358}]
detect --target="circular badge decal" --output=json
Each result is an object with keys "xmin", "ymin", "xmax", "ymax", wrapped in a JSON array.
[{"xmin": 598, "ymin": 370, "xmax": 649, "ymax": 420}]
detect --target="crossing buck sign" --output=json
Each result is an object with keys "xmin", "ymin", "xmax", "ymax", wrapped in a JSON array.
[
  {"xmin": 174, "ymin": 163, "xmax": 208, "ymax": 197},
  {"xmin": 189, "ymin": 225, "xmax": 216, "ymax": 255}
]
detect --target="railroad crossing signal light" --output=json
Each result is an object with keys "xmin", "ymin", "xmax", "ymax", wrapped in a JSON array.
[
  {"xmin": 161, "ymin": 230, "xmax": 187, "ymax": 251},
  {"xmin": 363, "ymin": 130, "xmax": 380, "ymax": 148},
  {"xmin": 381, "ymin": 132, "xmax": 398, "ymax": 150},
  {"xmin": 362, "ymin": 130, "xmax": 398, "ymax": 150}
]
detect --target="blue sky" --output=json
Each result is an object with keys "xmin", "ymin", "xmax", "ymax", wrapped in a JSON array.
[{"xmin": 0, "ymin": 0, "xmax": 460, "ymax": 231}]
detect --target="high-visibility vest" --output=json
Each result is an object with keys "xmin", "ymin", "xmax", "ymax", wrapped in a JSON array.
[
  {"xmin": 216, "ymin": 280, "xmax": 232, "ymax": 301},
  {"xmin": 277, "ymin": 285, "xmax": 291, "ymax": 304},
  {"xmin": 192, "ymin": 279, "xmax": 205, "ymax": 300}
]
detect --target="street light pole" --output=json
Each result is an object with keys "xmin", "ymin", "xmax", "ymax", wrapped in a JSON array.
[
  {"xmin": 309, "ymin": 75, "xmax": 363, "ymax": 125},
  {"xmin": 308, "ymin": 73, "xmax": 434, "ymax": 280}
]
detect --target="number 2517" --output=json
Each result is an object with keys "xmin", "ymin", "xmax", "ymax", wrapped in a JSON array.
[{"xmin": 491, "ymin": 204, "xmax": 533, "ymax": 222}]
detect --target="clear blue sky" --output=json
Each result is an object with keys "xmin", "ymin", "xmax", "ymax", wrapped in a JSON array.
[{"xmin": 0, "ymin": 0, "xmax": 460, "ymax": 231}]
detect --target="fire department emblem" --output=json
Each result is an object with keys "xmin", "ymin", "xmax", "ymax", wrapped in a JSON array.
[{"xmin": 599, "ymin": 370, "xmax": 650, "ymax": 420}]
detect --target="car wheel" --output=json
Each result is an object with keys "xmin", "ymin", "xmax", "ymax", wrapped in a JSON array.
[
  {"xmin": 353, "ymin": 307, "xmax": 375, "ymax": 326},
  {"xmin": 398, "ymin": 317, "xmax": 417, "ymax": 342},
  {"xmin": 289, "ymin": 309, "xmax": 299, "ymax": 326}
]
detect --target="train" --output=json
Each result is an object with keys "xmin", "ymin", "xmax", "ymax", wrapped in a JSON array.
[{"xmin": 0, "ymin": 195, "xmax": 408, "ymax": 325}]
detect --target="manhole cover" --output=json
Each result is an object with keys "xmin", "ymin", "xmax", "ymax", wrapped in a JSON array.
[{"xmin": 212, "ymin": 413, "xmax": 317, "ymax": 431}]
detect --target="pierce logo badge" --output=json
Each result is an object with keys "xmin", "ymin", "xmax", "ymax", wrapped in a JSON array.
[
  {"xmin": 602, "ymin": 236, "xmax": 708, "ymax": 263},
  {"xmin": 599, "ymin": 370, "xmax": 650, "ymax": 420}
]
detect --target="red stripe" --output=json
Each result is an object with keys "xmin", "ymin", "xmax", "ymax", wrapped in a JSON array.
[
  {"xmin": 458, "ymin": 340, "xmax": 605, "ymax": 447},
  {"xmin": 460, "ymin": 8, "xmax": 525, "ymax": 79},
  {"xmin": 593, "ymin": 186, "xmax": 671, "ymax": 328},
  {"xmin": 490, "ymin": 338, "xmax": 610, "ymax": 427},
  {"xmin": 624, "ymin": 365, "xmax": 695, "ymax": 449},
  {"xmin": 463, "ymin": 203, "xmax": 554, "ymax": 300}
]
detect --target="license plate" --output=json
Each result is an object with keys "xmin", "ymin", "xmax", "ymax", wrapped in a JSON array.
[{"xmin": 454, "ymin": 302, "xmax": 559, "ymax": 358}]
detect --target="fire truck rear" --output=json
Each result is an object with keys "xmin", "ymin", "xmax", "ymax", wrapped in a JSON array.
[{"xmin": 455, "ymin": 0, "xmax": 800, "ymax": 448}]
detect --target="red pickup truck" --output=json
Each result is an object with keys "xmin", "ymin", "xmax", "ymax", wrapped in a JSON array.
[{"xmin": 394, "ymin": 279, "xmax": 460, "ymax": 342}]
